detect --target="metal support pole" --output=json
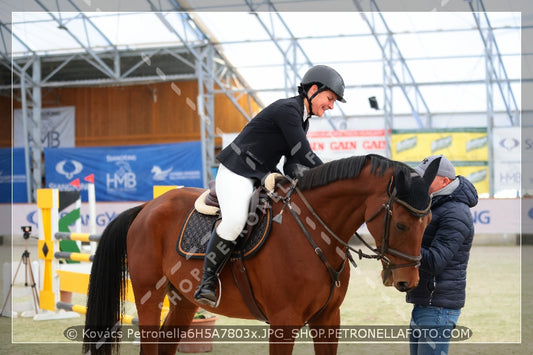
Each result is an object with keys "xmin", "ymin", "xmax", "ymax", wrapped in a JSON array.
[
  {"xmin": 197, "ymin": 45, "xmax": 216, "ymax": 187},
  {"xmin": 31, "ymin": 57, "xmax": 43, "ymax": 201}
]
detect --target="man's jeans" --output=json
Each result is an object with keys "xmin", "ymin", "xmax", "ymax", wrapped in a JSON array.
[{"xmin": 409, "ymin": 304, "xmax": 461, "ymax": 355}]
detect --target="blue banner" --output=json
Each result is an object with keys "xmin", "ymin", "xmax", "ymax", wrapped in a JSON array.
[
  {"xmin": 44, "ymin": 141, "xmax": 203, "ymax": 201},
  {"xmin": 0, "ymin": 148, "xmax": 28, "ymax": 203}
]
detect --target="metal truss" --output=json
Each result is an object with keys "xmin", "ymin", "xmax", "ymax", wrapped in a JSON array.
[
  {"xmin": 1, "ymin": 0, "xmax": 525, "ymax": 200},
  {"xmin": 150, "ymin": 3, "xmax": 264, "ymax": 185},
  {"xmin": 243, "ymin": 0, "xmax": 348, "ymax": 130},
  {"xmin": 468, "ymin": 0, "xmax": 520, "ymax": 197},
  {"xmin": 469, "ymin": 0, "xmax": 520, "ymax": 127},
  {"xmin": 353, "ymin": 0, "xmax": 432, "ymax": 157},
  {"xmin": 4, "ymin": 0, "xmax": 264, "ymax": 199}
]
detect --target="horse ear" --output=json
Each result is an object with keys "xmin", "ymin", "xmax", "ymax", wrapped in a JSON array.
[
  {"xmin": 422, "ymin": 157, "xmax": 441, "ymax": 188},
  {"xmin": 394, "ymin": 169, "xmax": 409, "ymax": 197}
]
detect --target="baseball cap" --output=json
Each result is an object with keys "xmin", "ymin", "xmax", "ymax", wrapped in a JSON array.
[{"xmin": 414, "ymin": 154, "xmax": 456, "ymax": 179}]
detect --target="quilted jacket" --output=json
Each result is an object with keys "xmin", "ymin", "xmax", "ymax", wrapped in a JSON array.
[{"xmin": 406, "ymin": 175, "xmax": 478, "ymax": 309}]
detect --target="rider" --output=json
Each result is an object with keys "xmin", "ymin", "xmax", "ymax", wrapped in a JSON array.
[{"xmin": 193, "ymin": 65, "xmax": 347, "ymax": 307}]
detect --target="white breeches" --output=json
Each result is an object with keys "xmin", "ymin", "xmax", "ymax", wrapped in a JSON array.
[{"xmin": 215, "ymin": 164, "xmax": 255, "ymax": 241}]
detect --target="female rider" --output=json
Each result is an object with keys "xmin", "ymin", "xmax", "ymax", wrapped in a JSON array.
[{"xmin": 194, "ymin": 65, "xmax": 347, "ymax": 307}]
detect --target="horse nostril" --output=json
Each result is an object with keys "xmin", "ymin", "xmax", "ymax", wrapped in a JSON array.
[{"xmin": 396, "ymin": 281, "xmax": 410, "ymax": 292}]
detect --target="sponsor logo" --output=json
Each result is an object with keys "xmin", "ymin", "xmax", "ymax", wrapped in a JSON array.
[
  {"xmin": 56, "ymin": 160, "xmax": 84, "ymax": 179},
  {"xmin": 151, "ymin": 165, "xmax": 173, "ymax": 181},
  {"xmin": 106, "ymin": 159, "xmax": 137, "ymax": 192},
  {"xmin": 396, "ymin": 136, "xmax": 417, "ymax": 153},
  {"xmin": 466, "ymin": 136, "xmax": 488, "ymax": 152},
  {"xmin": 467, "ymin": 169, "xmax": 487, "ymax": 183},
  {"xmin": 27, "ymin": 210, "xmax": 39, "ymax": 228},
  {"xmin": 498, "ymin": 138, "xmax": 519, "ymax": 151},
  {"xmin": 472, "ymin": 210, "xmax": 490, "ymax": 224},
  {"xmin": 151, "ymin": 165, "xmax": 201, "ymax": 182},
  {"xmin": 431, "ymin": 136, "xmax": 452, "ymax": 153}
]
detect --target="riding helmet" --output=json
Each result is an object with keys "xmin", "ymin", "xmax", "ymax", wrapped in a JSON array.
[{"xmin": 301, "ymin": 65, "xmax": 346, "ymax": 103}]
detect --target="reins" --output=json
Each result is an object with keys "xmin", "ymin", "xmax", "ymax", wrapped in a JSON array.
[
  {"xmin": 266, "ymin": 175, "xmax": 430, "ymax": 323},
  {"xmin": 290, "ymin": 177, "xmax": 428, "ymax": 270}
]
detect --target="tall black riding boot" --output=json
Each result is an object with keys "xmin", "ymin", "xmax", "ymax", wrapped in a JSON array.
[{"xmin": 193, "ymin": 230, "xmax": 236, "ymax": 307}]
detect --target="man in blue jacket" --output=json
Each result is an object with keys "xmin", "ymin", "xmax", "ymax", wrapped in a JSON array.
[{"xmin": 407, "ymin": 154, "xmax": 478, "ymax": 355}]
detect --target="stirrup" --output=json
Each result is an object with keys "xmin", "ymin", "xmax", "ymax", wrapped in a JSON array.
[{"xmin": 195, "ymin": 278, "xmax": 222, "ymax": 308}]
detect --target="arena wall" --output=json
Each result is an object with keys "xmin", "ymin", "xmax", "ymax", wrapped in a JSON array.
[{"xmin": 2, "ymin": 81, "xmax": 258, "ymax": 148}]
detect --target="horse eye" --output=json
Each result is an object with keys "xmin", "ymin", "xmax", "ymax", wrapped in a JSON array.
[{"xmin": 397, "ymin": 223, "xmax": 407, "ymax": 231}]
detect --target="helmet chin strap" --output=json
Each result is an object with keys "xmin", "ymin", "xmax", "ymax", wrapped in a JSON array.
[
  {"xmin": 304, "ymin": 85, "xmax": 325, "ymax": 118},
  {"xmin": 305, "ymin": 96, "xmax": 314, "ymax": 118}
]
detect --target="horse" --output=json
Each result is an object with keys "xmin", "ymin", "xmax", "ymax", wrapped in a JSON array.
[{"xmin": 83, "ymin": 154, "xmax": 439, "ymax": 355}]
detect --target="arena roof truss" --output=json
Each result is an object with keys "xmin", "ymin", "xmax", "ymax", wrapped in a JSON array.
[{"xmin": 0, "ymin": 0, "xmax": 528, "ymax": 201}]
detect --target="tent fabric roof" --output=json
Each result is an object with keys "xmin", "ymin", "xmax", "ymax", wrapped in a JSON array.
[{"xmin": 0, "ymin": 1, "xmax": 529, "ymax": 126}]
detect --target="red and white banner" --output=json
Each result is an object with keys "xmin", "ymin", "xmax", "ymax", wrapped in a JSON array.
[{"xmin": 308, "ymin": 129, "xmax": 387, "ymax": 162}]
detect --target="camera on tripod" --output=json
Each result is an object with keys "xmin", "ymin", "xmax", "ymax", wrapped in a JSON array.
[{"xmin": 21, "ymin": 226, "xmax": 32, "ymax": 240}]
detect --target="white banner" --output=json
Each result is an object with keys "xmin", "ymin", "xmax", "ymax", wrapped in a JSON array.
[
  {"xmin": 494, "ymin": 161, "xmax": 521, "ymax": 195},
  {"xmin": 5, "ymin": 201, "xmax": 138, "ymax": 239},
  {"xmin": 493, "ymin": 127, "xmax": 520, "ymax": 162},
  {"xmin": 2, "ymin": 198, "xmax": 521, "ymax": 238},
  {"xmin": 14, "ymin": 106, "xmax": 75, "ymax": 148},
  {"xmin": 307, "ymin": 129, "xmax": 386, "ymax": 162},
  {"xmin": 523, "ymin": 127, "xmax": 533, "ymax": 196},
  {"xmin": 492, "ymin": 127, "xmax": 521, "ymax": 196}
]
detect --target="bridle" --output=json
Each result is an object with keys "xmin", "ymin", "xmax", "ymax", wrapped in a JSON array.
[
  {"xmin": 268, "ymin": 175, "xmax": 431, "ymax": 273},
  {"xmin": 354, "ymin": 178, "xmax": 431, "ymax": 271},
  {"xmin": 266, "ymin": 175, "xmax": 431, "ymax": 324}
]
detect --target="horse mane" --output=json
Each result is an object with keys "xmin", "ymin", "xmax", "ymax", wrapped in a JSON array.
[{"xmin": 297, "ymin": 154, "xmax": 412, "ymax": 191}]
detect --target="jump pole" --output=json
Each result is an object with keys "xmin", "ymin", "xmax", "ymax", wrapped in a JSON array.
[
  {"xmin": 84, "ymin": 174, "xmax": 97, "ymax": 255},
  {"xmin": 56, "ymin": 302, "xmax": 139, "ymax": 325}
]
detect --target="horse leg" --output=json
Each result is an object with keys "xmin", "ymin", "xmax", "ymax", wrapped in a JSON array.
[
  {"xmin": 131, "ymin": 280, "xmax": 167, "ymax": 354},
  {"xmin": 308, "ymin": 307, "xmax": 341, "ymax": 355},
  {"xmin": 267, "ymin": 326, "xmax": 296, "ymax": 355},
  {"xmin": 157, "ymin": 286, "xmax": 197, "ymax": 355},
  {"xmin": 267, "ymin": 315, "xmax": 305, "ymax": 355}
]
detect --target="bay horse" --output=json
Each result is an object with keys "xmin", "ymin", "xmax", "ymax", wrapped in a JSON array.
[{"xmin": 83, "ymin": 154, "xmax": 439, "ymax": 355}]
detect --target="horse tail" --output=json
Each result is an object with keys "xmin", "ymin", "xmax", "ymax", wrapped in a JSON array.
[{"xmin": 83, "ymin": 204, "xmax": 144, "ymax": 355}]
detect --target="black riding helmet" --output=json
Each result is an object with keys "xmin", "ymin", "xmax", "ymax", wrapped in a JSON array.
[{"xmin": 298, "ymin": 65, "xmax": 346, "ymax": 117}]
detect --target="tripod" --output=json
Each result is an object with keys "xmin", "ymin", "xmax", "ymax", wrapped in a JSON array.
[{"xmin": 1, "ymin": 247, "xmax": 40, "ymax": 316}]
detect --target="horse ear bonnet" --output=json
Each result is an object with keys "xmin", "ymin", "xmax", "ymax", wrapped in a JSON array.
[{"xmin": 392, "ymin": 157, "xmax": 441, "ymax": 212}]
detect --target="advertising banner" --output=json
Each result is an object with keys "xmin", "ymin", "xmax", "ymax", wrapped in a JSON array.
[
  {"xmin": 44, "ymin": 141, "xmax": 203, "ymax": 201},
  {"xmin": 307, "ymin": 129, "xmax": 387, "ymax": 162},
  {"xmin": 492, "ymin": 127, "xmax": 520, "ymax": 196},
  {"xmin": 4, "ymin": 197, "xmax": 520, "ymax": 239},
  {"xmin": 392, "ymin": 128, "xmax": 488, "ymax": 162},
  {"xmin": 454, "ymin": 163, "xmax": 490, "ymax": 196},
  {"xmin": 522, "ymin": 127, "xmax": 533, "ymax": 197},
  {"xmin": 392, "ymin": 128, "xmax": 489, "ymax": 195},
  {"xmin": 14, "ymin": 106, "xmax": 75, "ymax": 148},
  {"xmin": 0, "ymin": 148, "xmax": 28, "ymax": 203}
]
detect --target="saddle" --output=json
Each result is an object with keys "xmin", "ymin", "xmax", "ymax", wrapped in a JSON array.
[
  {"xmin": 176, "ymin": 177, "xmax": 276, "ymax": 260},
  {"xmin": 176, "ymin": 173, "xmax": 285, "ymax": 323}
]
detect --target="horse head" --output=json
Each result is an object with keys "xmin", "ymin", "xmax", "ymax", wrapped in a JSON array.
[{"xmin": 365, "ymin": 156, "xmax": 440, "ymax": 292}]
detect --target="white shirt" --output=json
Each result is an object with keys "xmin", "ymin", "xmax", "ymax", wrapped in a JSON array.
[{"xmin": 303, "ymin": 105, "xmax": 309, "ymax": 122}]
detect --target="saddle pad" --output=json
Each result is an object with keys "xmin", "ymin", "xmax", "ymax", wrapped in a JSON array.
[{"xmin": 176, "ymin": 207, "xmax": 272, "ymax": 260}]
